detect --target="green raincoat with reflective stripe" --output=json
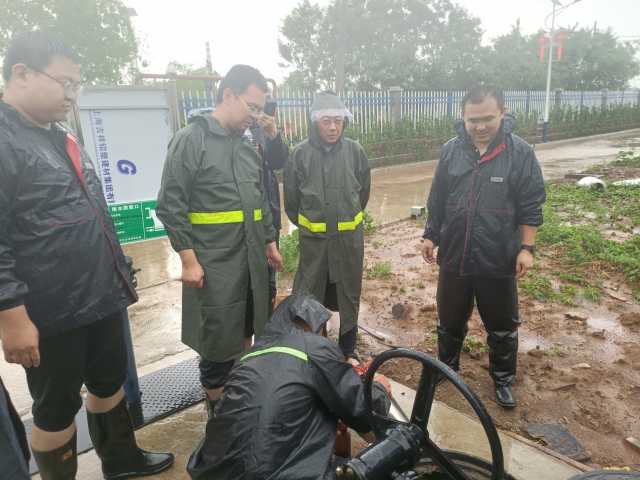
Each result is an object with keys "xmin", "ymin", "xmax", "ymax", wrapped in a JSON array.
[
  {"xmin": 157, "ymin": 114, "xmax": 275, "ymax": 362},
  {"xmin": 284, "ymin": 127, "xmax": 370, "ymax": 335}
]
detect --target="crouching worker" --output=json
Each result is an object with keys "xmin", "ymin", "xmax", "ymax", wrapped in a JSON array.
[{"xmin": 187, "ymin": 294, "xmax": 391, "ymax": 480}]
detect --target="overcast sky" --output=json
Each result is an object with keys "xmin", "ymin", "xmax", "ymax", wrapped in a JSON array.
[{"xmin": 125, "ymin": 0, "xmax": 640, "ymax": 86}]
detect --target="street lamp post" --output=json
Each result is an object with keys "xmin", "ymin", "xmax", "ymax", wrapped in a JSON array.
[
  {"xmin": 542, "ymin": 1, "xmax": 559, "ymax": 142},
  {"xmin": 542, "ymin": 0, "xmax": 583, "ymax": 142}
]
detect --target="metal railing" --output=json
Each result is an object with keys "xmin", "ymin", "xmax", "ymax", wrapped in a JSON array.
[{"xmin": 175, "ymin": 87, "xmax": 640, "ymax": 143}]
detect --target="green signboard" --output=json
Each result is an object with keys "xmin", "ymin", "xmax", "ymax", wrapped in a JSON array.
[{"xmin": 108, "ymin": 200, "xmax": 166, "ymax": 244}]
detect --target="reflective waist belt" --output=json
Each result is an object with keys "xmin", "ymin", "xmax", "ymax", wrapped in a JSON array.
[
  {"xmin": 298, "ymin": 214, "xmax": 327, "ymax": 233},
  {"xmin": 338, "ymin": 211, "xmax": 364, "ymax": 231},
  {"xmin": 240, "ymin": 346, "xmax": 308, "ymax": 363},
  {"xmin": 298, "ymin": 211, "xmax": 363, "ymax": 233},
  {"xmin": 189, "ymin": 209, "xmax": 262, "ymax": 224}
]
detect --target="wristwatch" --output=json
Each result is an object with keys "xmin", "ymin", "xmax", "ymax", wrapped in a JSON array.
[{"xmin": 521, "ymin": 244, "xmax": 536, "ymax": 256}]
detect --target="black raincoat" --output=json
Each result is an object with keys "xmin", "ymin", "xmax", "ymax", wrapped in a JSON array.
[
  {"xmin": 0, "ymin": 102, "xmax": 136, "ymax": 337},
  {"xmin": 187, "ymin": 294, "xmax": 390, "ymax": 480},
  {"xmin": 423, "ymin": 115, "xmax": 546, "ymax": 277}
]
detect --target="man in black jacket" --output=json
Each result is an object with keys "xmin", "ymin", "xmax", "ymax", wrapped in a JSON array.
[
  {"xmin": 187, "ymin": 294, "xmax": 390, "ymax": 480},
  {"xmin": 0, "ymin": 32, "xmax": 173, "ymax": 479},
  {"xmin": 420, "ymin": 86, "xmax": 546, "ymax": 409}
]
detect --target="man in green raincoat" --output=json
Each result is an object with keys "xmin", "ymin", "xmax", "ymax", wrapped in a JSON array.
[
  {"xmin": 157, "ymin": 65, "xmax": 283, "ymax": 408},
  {"xmin": 284, "ymin": 91, "xmax": 370, "ymax": 364}
]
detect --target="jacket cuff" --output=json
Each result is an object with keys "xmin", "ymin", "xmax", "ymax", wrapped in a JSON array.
[
  {"xmin": 422, "ymin": 227, "xmax": 439, "ymax": 245},
  {"xmin": 0, "ymin": 298, "xmax": 25, "ymax": 312},
  {"xmin": 518, "ymin": 213, "xmax": 544, "ymax": 227},
  {"xmin": 168, "ymin": 236, "xmax": 194, "ymax": 253}
]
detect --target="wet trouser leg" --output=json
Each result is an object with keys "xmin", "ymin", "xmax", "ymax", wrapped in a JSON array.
[
  {"xmin": 436, "ymin": 270, "xmax": 475, "ymax": 372},
  {"xmin": 473, "ymin": 276, "xmax": 520, "ymax": 387},
  {"xmin": 268, "ymin": 233, "xmax": 279, "ymax": 317},
  {"xmin": 0, "ymin": 379, "xmax": 30, "ymax": 480},
  {"xmin": 121, "ymin": 310, "xmax": 141, "ymax": 407},
  {"xmin": 338, "ymin": 327, "xmax": 358, "ymax": 360}
]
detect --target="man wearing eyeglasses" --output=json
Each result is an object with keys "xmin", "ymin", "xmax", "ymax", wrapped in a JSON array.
[
  {"xmin": 420, "ymin": 86, "xmax": 546, "ymax": 409},
  {"xmin": 284, "ymin": 91, "xmax": 371, "ymax": 365},
  {"xmin": 0, "ymin": 32, "xmax": 174, "ymax": 478},
  {"xmin": 157, "ymin": 65, "xmax": 283, "ymax": 414}
]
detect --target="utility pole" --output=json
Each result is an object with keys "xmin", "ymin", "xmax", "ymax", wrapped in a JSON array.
[
  {"xmin": 542, "ymin": 1, "xmax": 558, "ymax": 143},
  {"xmin": 205, "ymin": 42, "xmax": 214, "ymax": 104},
  {"xmin": 334, "ymin": 0, "xmax": 347, "ymax": 93},
  {"xmin": 542, "ymin": 0, "xmax": 582, "ymax": 142}
]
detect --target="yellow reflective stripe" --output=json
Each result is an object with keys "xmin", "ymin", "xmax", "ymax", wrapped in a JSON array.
[
  {"xmin": 338, "ymin": 211, "xmax": 364, "ymax": 231},
  {"xmin": 189, "ymin": 209, "xmax": 263, "ymax": 224},
  {"xmin": 240, "ymin": 346, "xmax": 308, "ymax": 363},
  {"xmin": 298, "ymin": 214, "xmax": 327, "ymax": 233}
]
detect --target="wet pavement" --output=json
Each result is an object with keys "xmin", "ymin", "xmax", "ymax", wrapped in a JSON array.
[{"xmin": 30, "ymin": 377, "xmax": 585, "ymax": 480}]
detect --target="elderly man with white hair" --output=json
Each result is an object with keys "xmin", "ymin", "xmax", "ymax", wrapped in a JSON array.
[{"xmin": 284, "ymin": 91, "xmax": 371, "ymax": 364}]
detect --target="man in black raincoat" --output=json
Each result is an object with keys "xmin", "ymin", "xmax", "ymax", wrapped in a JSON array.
[
  {"xmin": 0, "ymin": 32, "xmax": 173, "ymax": 478},
  {"xmin": 421, "ymin": 86, "xmax": 546, "ymax": 409},
  {"xmin": 284, "ymin": 92, "xmax": 370, "ymax": 364},
  {"xmin": 186, "ymin": 294, "xmax": 390, "ymax": 480}
]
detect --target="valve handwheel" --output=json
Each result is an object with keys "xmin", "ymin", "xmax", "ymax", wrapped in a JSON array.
[{"xmin": 349, "ymin": 348, "xmax": 509, "ymax": 480}]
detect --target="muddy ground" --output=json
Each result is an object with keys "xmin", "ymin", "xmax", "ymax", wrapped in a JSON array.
[
  {"xmin": 308, "ymin": 208, "xmax": 640, "ymax": 470},
  {"xmin": 309, "ymin": 204, "xmax": 639, "ymax": 470},
  {"xmin": 316, "ymin": 218, "xmax": 640, "ymax": 470}
]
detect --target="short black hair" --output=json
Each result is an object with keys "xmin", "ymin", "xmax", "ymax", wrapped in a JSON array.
[
  {"xmin": 461, "ymin": 86, "xmax": 505, "ymax": 113},
  {"xmin": 215, "ymin": 64, "xmax": 268, "ymax": 105},
  {"xmin": 2, "ymin": 31, "xmax": 77, "ymax": 82}
]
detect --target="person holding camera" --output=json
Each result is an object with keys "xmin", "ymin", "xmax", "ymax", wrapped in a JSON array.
[{"xmin": 244, "ymin": 97, "xmax": 289, "ymax": 312}]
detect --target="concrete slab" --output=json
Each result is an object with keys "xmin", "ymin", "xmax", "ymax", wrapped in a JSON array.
[
  {"xmin": 32, "ymin": 403, "xmax": 206, "ymax": 480},
  {"xmin": 391, "ymin": 380, "xmax": 589, "ymax": 480},
  {"xmin": 33, "ymin": 362, "xmax": 589, "ymax": 480}
]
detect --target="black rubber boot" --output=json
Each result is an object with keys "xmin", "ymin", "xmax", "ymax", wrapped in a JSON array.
[
  {"xmin": 487, "ymin": 329, "xmax": 518, "ymax": 387},
  {"xmin": 87, "ymin": 398, "xmax": 174, "ymax": 479},
  {"xmin": 495, "ymin": 385, "xmax": 517, "ymax": 409},
  {"xmin": 488, "ymin": 329, "xmax": 518, "ymax": 408},
  {"xmin": 32, "ymin": 432, "xmax": 78, "ymax": 480}
]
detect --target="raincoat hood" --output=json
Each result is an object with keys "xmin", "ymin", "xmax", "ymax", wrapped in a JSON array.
[
  {"xmin": 309, "ymin": 92, "xmax": 353, "ymax": 123},
  {"xmin": 263, "ymin": 294, "xmax": 332, "ymax": 337},
  {"xmin": 308, "ymin": 92, "xmax": 352, "ymax": 150}
]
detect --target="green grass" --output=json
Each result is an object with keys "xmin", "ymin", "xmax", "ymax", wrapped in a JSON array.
[
  {"xmin": 520, "ymin": 272, "xmax": 556, "ymax": 302},
  {"xmin": 279, "ymin": 230, "xmax": 300, "ymax": 274},
  {"xmin": 363, "ymin": 210, "xmax": 377, "ymax": 236},
  {"xmin": 610, "ymin": 150, "xmax": 640, "ymax": 168},
  {"xmin": 527, "ymin": 175, "xmax": 640, "ymax": 303},
  {"xmin": 367, "ymin": 261, "xmax": 392, "ymax": 279},
  {"xmin": 463, "ymin": 335, "xmax": 489, "ymax": 354},
  {"xmin": 544, "ymin": 345, "xmax": 564, "ymax": 357}
]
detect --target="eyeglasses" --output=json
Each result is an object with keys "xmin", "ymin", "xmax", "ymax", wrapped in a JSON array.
[
  {"xmin": 29, "ymin": 67, "xmax": 82, "ymax": 97},
  {"xmin": 237, "ymin": 95, "xmax": 263, "ymax": 116}
]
